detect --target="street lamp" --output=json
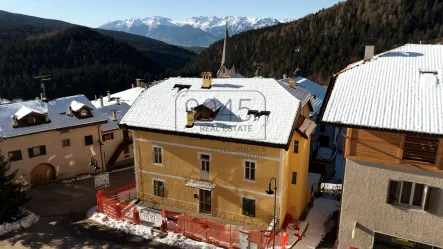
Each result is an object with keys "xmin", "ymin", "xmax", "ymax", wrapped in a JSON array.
[
  {"xmin": 89, "ymin": 156, "xmax": 100, "ymax": 175},
  {"xmin": 266, "ymin": 177, "xmax": 277, "ymax": 249}
]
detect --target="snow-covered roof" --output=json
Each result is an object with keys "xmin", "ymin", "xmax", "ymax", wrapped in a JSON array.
[
  {"xmin": 98, "ymin": 103, "xmax": 131, "ymax": 132},
  {"xmin": 120, "ymin": 77, "xmax": 313, "ymax": 147},
  {"xmin": 322, "ymin": 44, "xmax": 443, "ymax": 136},
  {"xmin": 14, "ymin": 106, "xmax": 45, "ymax": 120},
  {"xmin": 0, "ymin": 95, "xmax": 107, "ymax": 139},
  {"xmin": 91, "ymin": 87, "xmax": 145, "ymax": 108},
  {"xmin": 70, "ymin": 100, "xmax": 92, "ymax": 112},
  {"xmin": 279, "ymin": 76, "xmax": 326, "ymax": 117},
  {"xmin": 0, "ymin": 98, "xmax": 11, "ymax": 105}
]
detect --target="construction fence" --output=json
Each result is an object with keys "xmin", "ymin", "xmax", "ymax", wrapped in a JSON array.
[
  {"xmin": 96, "ymin": 181, "xmax": 140, "ymax": 224},
  {"xmin": 96, "ymin": 182, "xmax": 288, "ymax": 249},
  {"xmin": 162, "ymin": 210, "xmax": 288, "ymax": 249}
]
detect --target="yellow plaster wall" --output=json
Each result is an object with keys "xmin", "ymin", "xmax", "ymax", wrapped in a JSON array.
[{"xmin": 133, "ymin": 130, "xmax": 281, "ymax": 228}]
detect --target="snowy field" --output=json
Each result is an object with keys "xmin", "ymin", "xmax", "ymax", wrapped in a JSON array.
[{"xmin": 87, "ymin": 206, "xmax": 222, "ymax": 249}]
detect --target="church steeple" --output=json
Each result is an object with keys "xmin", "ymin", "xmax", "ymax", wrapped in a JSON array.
[{"xmin": 221, "ymin": 22, "xmax": 232, "ymax": 69}]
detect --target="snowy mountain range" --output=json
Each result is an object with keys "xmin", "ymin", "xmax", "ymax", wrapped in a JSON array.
[{"xmin": 99, "ymin": 16, "xmax": 282, "ymax": 47}]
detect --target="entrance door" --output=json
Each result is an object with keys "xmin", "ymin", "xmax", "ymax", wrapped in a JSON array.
[
  {"xmin": 30, "ymin": 163, "xmax": 55, "ymax": 185},
  {"xmin": 239, "ymin": 232, "xmax": 250, "ymax": 249},
  {"xmin": 199, "ymin": 189, "xmax": 211, "ymax": 214}
]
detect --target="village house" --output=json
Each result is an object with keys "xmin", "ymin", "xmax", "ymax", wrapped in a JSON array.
[
  {"xmin": 321, "ymin": 44, "xmax": 443, "ymax": 248},
  {"xmin": 119, "ymin": 73, "xmax": 316, "ymax": 229},
  {"xmin": 0, "ymin": 94, "xmax": 107, "ymax": 186},
  {"xmin": 91, "ymin": 83, "xmax": 146, "ymax": 170}
]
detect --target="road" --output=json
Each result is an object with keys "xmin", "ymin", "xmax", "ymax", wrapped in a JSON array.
[{"xmin": 0, "ymin": 169, "xmax": 169, "ymax": 249}]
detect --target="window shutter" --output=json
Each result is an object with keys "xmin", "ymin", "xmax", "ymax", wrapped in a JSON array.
[
  {"xmin": 40, "ymin": 146, "xmax": 46, "ymax": 155},
  {"xmin": 242, "ymin": 198, "xmax": 248, "ymax": 216},
  {"xmin": 250, "ymin": 199, "xmax": 256, "ymax": 217},
  {"xmin": 425, "ymin": 187, "xmax": 440, "ymax": 213},
  {"xmin": 28, "ymin": 148, "xmax": 34, "ymax": 158},
  {"xmin": 387, "ymin": 180, "xmax": 401, "ymax": 205},
  {"xmin": 153, "ymin": 181, "xmax": 158, "ymax": 196},
  {"xmin": 159, "ymin": 184, "xmax": 164, "ymax": 197}
]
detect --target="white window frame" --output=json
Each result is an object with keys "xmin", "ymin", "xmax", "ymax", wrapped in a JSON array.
[
  {"xmin": 398, "ymin": 181, "xmax": 427, "ymax": 209},
  {"xmin": 243, "ymin": 160, "xmax": 257, "ymax": 182},
  {"xmin": 152, "ymin": 145, "xmax": 163, "ymax": 166},
  {"xmin": 198, "ymin": 152, "xmax": 211, "ymax": 172},
  {"xmin": 241, "ymin": 196, "xmax": 257, "ymax": 217}
]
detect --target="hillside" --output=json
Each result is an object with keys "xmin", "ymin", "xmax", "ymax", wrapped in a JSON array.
[
  {"xmin": 97, "ymin": 29, "xmax": 196, "ymax": 70},
  {"xmin": 181, "ymin": 0, "xmax": 443, "ymax": 84},
  {"xmin": 0, "ymin": 26, "xmax": 164, "ymax": 100}
]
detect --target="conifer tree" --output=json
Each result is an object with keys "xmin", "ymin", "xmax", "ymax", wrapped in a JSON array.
[{"xmin": 0, "ymin": 151, "xmax": 28, "ymax": 223}]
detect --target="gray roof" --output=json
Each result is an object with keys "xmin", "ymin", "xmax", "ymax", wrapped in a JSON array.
[
  {"xmin": 277, "ymin": 80, "xmax": 314, "ymax": 112},
  {"xmin": 98, "ymin": 103, "xmax": 131, "ymax": 132},
  {"xmin": 0, "ymin": 95, "xmax": 107, "ymax": 138},
  {"xmin": 279, "ymin": 77, "xmax": 326, "ymax": 116},
  {"xmin": 0, "ymin": 99, "xmax": 11, "ymax": 105}
]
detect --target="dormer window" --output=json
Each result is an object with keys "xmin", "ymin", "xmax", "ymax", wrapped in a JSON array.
[
  {"xmin": 247, "ymin": 110, "xmax": 270, "ymax": 120},
  {"xmin": 12, "ymin": 106, "xmax": 49, "ymax": 128},
  {"xmin": 172, "ymin": 84, "xmax": 191, "ymax": 91},
  {"xmin": 69, "ymin": 101, "xmax": 93, "ymax": 119},
  {"xmin": 194, "ymin": 98, "xmax": 222, "ymax": 121}
]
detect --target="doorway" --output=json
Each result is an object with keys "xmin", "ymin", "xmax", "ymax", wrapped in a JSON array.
[
  {"xmin": 199, "ymin": 189, "xmax": 211, "ymax": 214},
  {"xmin": 30, "ymin": 163, "xmax": 56, "ymax": 185}
]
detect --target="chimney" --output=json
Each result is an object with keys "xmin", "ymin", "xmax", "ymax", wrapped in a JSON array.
[
  {"xmin": 186, "ymin": 108, "xmax": 195, "ymax": 128},
  {"xmin": 107, "ymin": 91, "xmax": 111, "ymax": 102},
  {"xmin": 283, "ymin": 73, "xmax": 287, "ymax": 79},
  {"xmin": 45, "ymin": 113, "xmax": 50, "ymax": 122},
  {"xmin": 94, "ymin": 95, "xmax": 97, "ymax": 101},
  {"xmin": 112, "ymin": 110, "xmax": 118, "ymax": 121},
  {"xmin": 201, "ymin": 72, "xmax": 212, "ymax": 89},
  {"xmin": 12, "ymin": 116, "xmax": 18, "ymax": 127},
  {"xmin": 40, "ymin": 92, "xmax": 46, "ymax": 101},
  {"xmin": 364, "ymin": 38, "xmax": 377, "ymax": 60},
  {"xmin": 289, "ymin": 77, "xmax": 296, "ymax": 88},
  {"xmin": 99, "ymin": 96, "xmax": 103, "ymax": 107},
  {"xmin": 131, "ymin": 84, "xmax": 135, "ymax": 88},
  {"xmin": 68, "ymin": 106, "xmax": 73, "ymax": 116},
  {"xmin": 136, "ymin": 79, "xmax": 144, "ymax": 87},
  {"xmin": 116, "ymin": 98, "xmax": 120, "ymax": 105}
]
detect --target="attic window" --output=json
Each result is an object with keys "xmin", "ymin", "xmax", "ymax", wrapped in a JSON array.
[
  {"xmin": 172, "ymin": 84, "xmax": 191, "ymax": 91},
  {"xmin": 420, "ymin": 70, "xmax": 439, "ymax": 85}
]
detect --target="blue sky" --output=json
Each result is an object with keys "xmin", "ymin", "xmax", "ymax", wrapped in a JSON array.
[{"xmin": 0, "ymin": 0, "xmax": 342, "ymax": 28}]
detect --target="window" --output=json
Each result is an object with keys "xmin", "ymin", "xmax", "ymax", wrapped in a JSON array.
[
  {"xmin": 8, "ymin": 150, "xmax": 22, "ymax": 161},
  {"xmin": 27, "ymin": 116, "xmax": 37, "ymax": 124},
  {"xmin": 244, "ymin": 161, "xmax": 256, "ymax": 181},
  {"xmin": 402, "ymin": 135, "xmax": 439, "ymax": 163},
  {"xmin": 320, "ymin": 125, "xmax": 326, "ymax": 132},
  {"xmin": 153, "ymin": 146, "xmax": 163, "ymax": 165},
  {"xmin": 79, "ymin": 109, "xmax": 90, "ymax": 117},
  {"xmin": 28, "ymin": 145, "xmax": 46, "ymax": 158},
  {"xmin": 153, "ymin": 180, "xmax": 165, "ymax": 197},
  {"xmin": 102, "ymin": 132, "xmax": 114, "ymax": 141},
  {"xmin": 242, "ymin": 198, "xmax": 256, "ymax": 217},
  {"xmin": 374, "ymin": 232, "xmax": 443, "ymax": 249},
  {"xmin": 84, "ymin": 135, "xmax": 94, "ymax": 146},
  {"xmin": 387, "ymin": 180, "xmax": 441, "ymax": 213},
  {"xmin": 59, "ymin": 129, "xmax": 69, "ymax": 134},
  {"xmin": 293, "ymin": 140, "xmax": 299, "ymax": 154},
  {"xmin": 62, "ymin": 139, "xmax": 71, "ymax": 147},
  {"xmin": 291, "ymin": 172, "xmax": 297, "ymax": 184},
  {"xmin": 200, "ymin": 153, "xmax": 210, "ymax": 172}
]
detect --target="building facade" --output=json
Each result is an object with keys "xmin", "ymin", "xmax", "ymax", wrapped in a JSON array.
[
  {"xmin": 0, "ymin": 95, "xmax": 107, "ymax": 186},
  {"xmin": 321, "ymin": 44, "xmax": 443, "ymax": 248},
  {"xmin": 121, "ymin": 76, "xmax": 316, "ymax": 228}
]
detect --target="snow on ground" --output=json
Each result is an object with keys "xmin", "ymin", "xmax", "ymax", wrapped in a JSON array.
[
  {"xmin": 61, "ymin": 166, "xmax": 134, "ymax": 184},
  {"xmin": 293, "ymin": 198, "xmax": 340, "ymax": 249},
  {"xmin": 87, "ymin": 206, "xmax": 221, "ymax": 249},
  {"xmin": 0, "ymin": 211, "xmax": 39, "ymax": 236}
]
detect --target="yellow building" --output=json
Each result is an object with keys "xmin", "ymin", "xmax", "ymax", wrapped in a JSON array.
[
  {"xmin": 0, "ymin": 95, "xmax": 108, "ymax": 186},
  {"xmin": 120, "ymin": 75, "xmax": 316, "ymax": 228}
]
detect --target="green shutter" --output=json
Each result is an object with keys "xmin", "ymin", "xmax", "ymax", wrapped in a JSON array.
[
  {"xmin": 250, "ymin": 199, "xmax": 256, "ymax": 217},
  {"xmin": 159, "ymin": 184, "xmax": 164, "ymax": 197},
  {"xmin": 28, "ymin": 148, "xmax": 34, "ymax": 158},
  {"xmin": 242, "ymin": 198, "xmax": 248, "ymax": 216},
  {"xmin": 17, "ymin": 151, "xmax": 22, "ymax": 160},
  {"xmin": 40, "ymin": 146, "xmax": 46, "ymax": 155}
]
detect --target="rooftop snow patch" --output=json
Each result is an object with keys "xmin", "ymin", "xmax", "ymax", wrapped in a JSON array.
[
  {"xmin": 120, "ymin": 77, "xmax": 312, "ymax": 146},
  {"xmin": 322, "ymin": 44, "xmax": 443, "ymax": 136},
  {"xmin": 14, "ymin": 106, "xmax": 45, "ymax": 120}
]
